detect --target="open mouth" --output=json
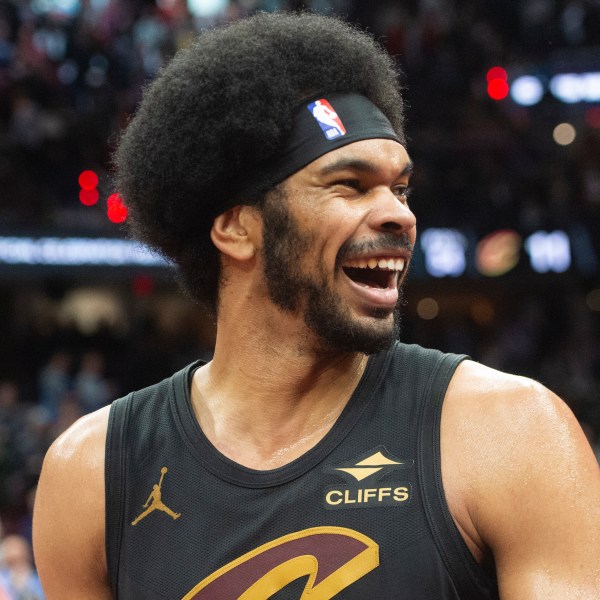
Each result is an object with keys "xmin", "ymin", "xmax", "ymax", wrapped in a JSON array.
[{"xmin": 342, "ymin": 257, "xmax": 406, "ymax": 289}]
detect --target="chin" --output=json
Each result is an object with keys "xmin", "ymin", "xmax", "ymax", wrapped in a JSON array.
[
  {"xmin": 311, "ymin": 310, "xmax": 401, "ymax": 356},
  {"xmin": 355, "ymin": 319, "xmax": 400, "ymax": 355}
]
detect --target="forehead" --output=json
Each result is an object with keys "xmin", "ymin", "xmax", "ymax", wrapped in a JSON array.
[{"xmin": 303, "ymin": 138, "xmax": 412, "ymax": 177}]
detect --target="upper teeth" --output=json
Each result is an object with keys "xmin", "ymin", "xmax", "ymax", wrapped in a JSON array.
[{"xmin": 345, "ymin": 257, "xmax": 406, "ymax": 271}]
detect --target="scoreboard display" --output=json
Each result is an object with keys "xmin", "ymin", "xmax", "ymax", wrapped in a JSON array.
[{"xmin": 0, "ymin": 226, "xmax": 597, "ymax": 280}]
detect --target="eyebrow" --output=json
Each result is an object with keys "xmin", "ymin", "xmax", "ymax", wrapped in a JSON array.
[{"xmin": 317, "ymin": 157, "xmax": 414, "ymax": 178}]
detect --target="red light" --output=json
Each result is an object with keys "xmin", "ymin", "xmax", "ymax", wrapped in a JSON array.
[
  {"xmin": 79, "ymin": 188, "xmax": 99, "ymax": 206},
  {"xmin": 585, "ymin": 107, "xmax": 600, "ymax": 128},
  {"xmin": 487, "ymin": 79, "xmax": 509, "ymax": 100},
  {"xmin": 78, "ymin": 170, "xmax": 99, "ymax": 190},
  {"xmin": 107, "ymin": 203, "xmax": 128, "ymax": 223},
  {"xmin": 132, "ymin": 275, "xmax": 154, "ymax": 296},
  {"xmin": 107, "ymin": 193, "xmax": 122, "ymax": 207},
  {"xmin": 107, "ymin": 193, "xmax": 128, "ymax": 223},
  {"xmin": 486, "ymin": 66, "xmax": 507, "ymax": 83}
]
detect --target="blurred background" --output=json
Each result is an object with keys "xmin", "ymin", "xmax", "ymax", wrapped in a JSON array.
[{"xmin": 0, "ymin": 0, "xmax": 599, "ymax": 590}]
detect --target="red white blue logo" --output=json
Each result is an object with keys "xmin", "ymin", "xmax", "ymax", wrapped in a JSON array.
[{"xmin": 307, "ymin": 98, "xmax": 347, "ymax": 140}]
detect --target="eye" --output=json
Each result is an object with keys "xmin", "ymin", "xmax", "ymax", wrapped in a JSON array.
[
  {"xmin": 393, "ymin": 185, "xmax": 412, "ymax": 202},
  {"xmin": 333, "ymin": 179, "xmax": 363, "ymax": 192}
]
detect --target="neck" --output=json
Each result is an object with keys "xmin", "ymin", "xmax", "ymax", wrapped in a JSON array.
[{"xmin": 191, "ymin": 309, "xmax": 371, "ymax": 470}]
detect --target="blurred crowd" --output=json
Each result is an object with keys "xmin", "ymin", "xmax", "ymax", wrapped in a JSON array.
[
  {"xmin": 1, "ymin": 0, "xmax": 599, "ymax": 234},
  {"xmin": 0, "ymin": 352, "xmax": 111, "ymax": 521},
  {"xmin": 0, "ymin": 0, "xmax": 599, "ymax": 588},
  {"xmin": 0, "ymin": 532, "xmax": 43, "ymax": 600},
  {"xmin": 0, "ymin": 347, "xmax": 117, "ymax": 597}
]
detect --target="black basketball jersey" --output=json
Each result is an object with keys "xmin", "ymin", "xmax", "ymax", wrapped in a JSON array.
[{"xmin": 105, "ymin": 342, "xmax": 499, "ymax": 599}]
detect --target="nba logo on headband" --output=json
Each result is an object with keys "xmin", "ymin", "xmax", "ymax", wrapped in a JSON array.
[{"xmin": 307, "ymin": 98, "xmax": 347, "ymax": 140}]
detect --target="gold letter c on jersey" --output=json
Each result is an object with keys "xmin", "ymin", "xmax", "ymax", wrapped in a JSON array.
[{"xmin": 181, "ymin": 526, "xmax": 379, "ymax": 599}]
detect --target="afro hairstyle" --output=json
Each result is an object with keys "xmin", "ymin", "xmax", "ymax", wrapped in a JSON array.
[{"xmin": 114, "ymin": 11, "xmax": 406, "ymax": 315}]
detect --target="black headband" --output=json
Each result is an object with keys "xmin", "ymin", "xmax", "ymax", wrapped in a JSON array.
[{"xmin": 252, "ymin": 92, "xmax": 402, "ymax": 192}]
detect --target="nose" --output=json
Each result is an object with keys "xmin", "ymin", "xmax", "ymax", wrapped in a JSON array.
[{"xmin": 367, "ymin": 187, "xmax": 417, "ymax": 235}]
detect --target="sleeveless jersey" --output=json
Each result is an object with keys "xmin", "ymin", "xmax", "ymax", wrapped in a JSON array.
[{"xmin": 105, "ymin": 342, "xmax": 499, "ymax": 599}]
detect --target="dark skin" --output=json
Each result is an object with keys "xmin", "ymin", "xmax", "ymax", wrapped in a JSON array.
[{"xmin": 33, "ymin": 140, "xmax": 600, "ymax": 598}]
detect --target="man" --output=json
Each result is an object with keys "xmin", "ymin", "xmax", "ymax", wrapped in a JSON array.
[
  {"xmin": 0, "ymin": 534, "xmax": 45, "ymax": 600},
  {"xmin": 33, "ymin": 12, "xmax": 600, "ymax": 600}
]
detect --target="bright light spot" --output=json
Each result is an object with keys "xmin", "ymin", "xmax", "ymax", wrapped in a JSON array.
[
  {"xmin": 420, "ymin": 229, "xmax": 467, "ymax": 277},
  {"xmin": 31, "ymin": 0, "xmax": 80, "ymax": 17},
  {"xmin": 586, "ymin": 289, "xmax": 600, "ymax": 312},
  {"xmin": 507, "ymin": 70, "xmax": 600, "ymax": 105},
  {"xmin": 60, "ymin": 288, "xmax": 125, "ymax": 335},
  {"xmin": 107, "ymin": 193, "xmax": 128, "ymax": 223},
  {"xmin": 525, "ymin": 231, "xmax": 571, "ymax": 273},
  {"xmin": 550, "ymin": 72, "xmax": 600, "ymax": 103},
  {"xmin": 553, "ymin": 122, "xmax": 576, "ymax": 145},
  {"xmin": 476, "ymin": 229, "xmax": 522, "ymax": 276},
  {"xmin": 107, "ymin": 193, "xmax": 122, "ymax": 207},
  {"xmin": 510, "ymin": 76, "xmax": 544, "ymax": 106},
  {"xmin": 417, "ymin": 298, "xmax": 439, "ymax": 320},
  {"xmin": 78, "ymin": 170, "xmax": 98, "ymax": 190},
  {"xmin": 187, "ymin": 0, "xmax": 228, "ymax": 17},
  {"xmin": 550, "ymin": 73, "xmax": 581, "ymax": 103},
  {"xmin": 79, "ymin": 188, "xmax": 99, "ymax": 206},
  {"xmin": 0, "ymin": 237, "xmax": 168, "ymax": 266},
  {"xmin": 487, "ymin": 79, "xmax": 509, "ymax": 100},
  {"xmin": 486, "ymin": 66, "xmax": 507, "ymax": 83}
]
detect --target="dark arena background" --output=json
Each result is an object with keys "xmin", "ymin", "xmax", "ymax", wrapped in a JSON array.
[{"xmin": 0, "ymin": 0, "xmax": 599, "ymax": 585}]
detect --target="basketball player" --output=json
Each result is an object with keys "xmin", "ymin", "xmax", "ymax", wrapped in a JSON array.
[{"xmin": 33, "ymin": 12, "xmax": 600, "ymax": 599}]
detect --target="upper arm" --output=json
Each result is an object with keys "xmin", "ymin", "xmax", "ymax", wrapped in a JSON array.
[
  {"xmin": 33, "ymin": 406, "xmax": 113, "ymax": 600},
  {"xmin": 443, "ymin": 361, "xmax": 600, "ymax": 599}
]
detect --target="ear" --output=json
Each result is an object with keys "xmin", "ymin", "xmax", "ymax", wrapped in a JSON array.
[{"xmin": 210, "ymin": 205, "xmax": 261, "ymax": 262}]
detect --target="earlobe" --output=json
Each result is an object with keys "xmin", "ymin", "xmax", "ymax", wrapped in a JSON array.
[{"xmin": 210, "ymin": 205, "xmax": 260, "ymax": 261}]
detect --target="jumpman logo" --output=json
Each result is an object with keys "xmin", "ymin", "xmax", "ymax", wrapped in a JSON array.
[{"xmin": 131, "ymin": 467, "xmax": 181, "ymax": 526}]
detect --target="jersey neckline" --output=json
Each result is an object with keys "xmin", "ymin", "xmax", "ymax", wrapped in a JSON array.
[{"xmin": 168, "ymin": 344, "xmax": 395, "ymax": 488}]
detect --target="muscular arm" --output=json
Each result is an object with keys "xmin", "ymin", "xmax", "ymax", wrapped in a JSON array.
[
  {"xmin": 442, "ymin": 361, "xmax": 600, "ymax": 599},
  {"xmin": 33, "ymin": 406, "xmax": 113, "ymax": 599}
]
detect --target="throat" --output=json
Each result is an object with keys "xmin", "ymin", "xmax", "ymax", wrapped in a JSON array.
[
  {"xmin": 191, "ymin": 354, "xmax": 369, "ymax": 470},
  {"xmin": 218, "ymin": 420, "xmax": 337, "ymax": 470},
  {"xmin": 343, "ymin": 266, "xmax": 392, "ymax": 289}
]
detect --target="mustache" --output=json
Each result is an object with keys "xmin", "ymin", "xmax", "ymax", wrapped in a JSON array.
[{"xmin": 336, "ymin": 232, "xmax": 413, "ymax": 266}]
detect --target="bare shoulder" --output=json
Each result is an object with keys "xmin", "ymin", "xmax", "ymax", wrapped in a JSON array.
[
  {"xmin": 443, "ymin": 359, "xmax": 595, "ymax": 472},
  {"xmin": 45, "ymin": 404, "xmax": 110, "ymax": 470},
  {"xmin": 33, "ymin": 406, "xmax": 113, "ymax": 599},
  {"xmin": 441, "ymin": 360, "xmax": 600, "ymax": 598}
]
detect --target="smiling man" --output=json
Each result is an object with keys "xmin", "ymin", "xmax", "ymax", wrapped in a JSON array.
[{"xmin": 33, "ymin": 11, "xmax": 600, "ymax": 600}]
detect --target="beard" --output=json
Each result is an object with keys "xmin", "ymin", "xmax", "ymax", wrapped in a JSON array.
[{"xmin": 259, "ymin": 189, "xmax": 409, "ymax": 355}]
